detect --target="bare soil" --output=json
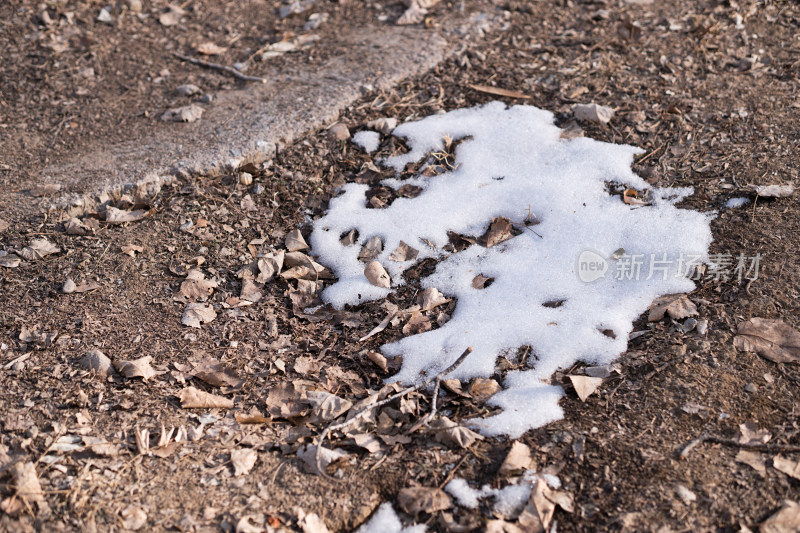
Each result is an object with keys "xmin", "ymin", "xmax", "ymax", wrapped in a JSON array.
[{"xmin": 2, "ymin": 0, "xmax": 800, "ymax": 531}]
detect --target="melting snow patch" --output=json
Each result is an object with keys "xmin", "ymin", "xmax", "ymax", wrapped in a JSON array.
[
  {"xmin": 355, "ymin": 503, "xmax": 425, "ymax": 533},
  {"xmin": 445, "ymin": 472, "xmax": 561, "ymax": 517},
  {"xmin": 725, "ymin": 197, "xmax": 751, "ymax": 208},
  {"xmin": 311, "ymin": 102, "xmax": 713, "ymax": 437},
  {"xmin": 353, "ymin": 130, "xmax": 381, "ymax": 153}
]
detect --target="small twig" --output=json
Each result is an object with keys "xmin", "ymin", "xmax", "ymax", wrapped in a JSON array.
[
  {"xmin": 173, "ymin": 53, "xmax": 266, "ymax": 83},
  {"xmin": 315, "ymin": 347, "xmax": 473, "ymax": 478},
  {"xmin": 438, "ymin": 453, "xmax": 471, "ymax": 489},
  {"xmin": 680, "ymin": 433, "xmax": 800, "ymax": 458}
]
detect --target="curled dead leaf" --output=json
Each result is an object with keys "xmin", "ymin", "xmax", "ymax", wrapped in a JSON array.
[
  {"xmin": 430, "ymin": 417, "xmax": 483, "ymax": 449},
  {"xmin": 181, "ymin": 303, "xmax": 217, "ymax": 328},
  {"xmin": 358, "ymin": 236, "xmax": 383, "ymax": 261},
  {"xmin": 364, "ymin": 261, "xmax": 391, "ymax": 288},
  {"xmin": 417, "ymin": 287, "xmax": 449, "ymax": 311},
  {"xmin": 196, "ymin": 41, "xmax": 227, "ymax": 55},
  {"xmin": 388, "ymin": 241, "xmax": 419, "ymax": 262},
  {"xmin": 734, "ymin": 318, "xmax": 800, "ymax": 363},
  {"xmin": 113, "ymin": 355, "xmax": 157, "ymax": 380},
  {"xmin": 285, "ymin": 229, "xmax": 309, "ymax": 252},
  {"xmin": 192, "ymin": 360, "xmax": 244, "ymax": 388},
  {"xmin": 568, "ymin": 375, "xmax": 604, "ymax": 402},
  {"xmin": 78, "ymin": 349, "xmax": 113, "ymax": 376},
  {"xmin": 178, "ymin": 387, "xmax": 233, "ymax": 409},
  {"xmin": 573, "ymin": 102, "xmax": 615, "ymax": 124},
  {"xmin": 499, "ymin": 441, "xmax": 532, "ymax": 476},
  {"xmin": 231, "ymin": 448, "xmax": 258, "ymax": 476},
  {"xmin": 20, "ymin": 238, "xmax": 60, "ymax": 260},
  {"xmin": 397, "ymin": 485, "xmax": 451, "ymax": 515},
  {"xmin": 468, "ymin": 378, "xmax": 501, "ymax": 402},
  {"xmin": 648, "ymin": 294, "xmax": 697, "ymax": 322}
]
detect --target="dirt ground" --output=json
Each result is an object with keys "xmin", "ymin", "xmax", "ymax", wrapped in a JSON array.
[{"xmin": 2, "ymin": 0, "xmax": 800, "ymax": 531}]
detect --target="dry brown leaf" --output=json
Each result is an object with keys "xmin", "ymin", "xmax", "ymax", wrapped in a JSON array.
[
  {"xmin": 352, "ymin": 433, "xmax": 382, "ymax": 454},
  {"xmin": 499, "ymin": 441, "xmax": 532, "ymax": 476},
  {"xmin": 192, "ymin": 360, "xmax": 244, "ymax": 388},
  {"xmin": 366, "ymin": 350, "xmax": 389, "ymax": 372},
  {"xmin": 402, "ymin": 311, "xmax": 431, "ymax": 336},
  {"xmin": 73, "ymin": 281, "xmax": 101, "ymax": 293},
  {"xmin": 179, "ymin": 270, "xmax": 217, "ymax": 301},
  {"xmin": 20, "ymin": 238, "xmax": 60, "ymax": 260},
  {"xmin": 113, "ymin": 355, "xmax": 157, "ymax": 380},
  {"xmin": 468, "ymin": 378, "xmax": 501, "ymax": 401},
  {"xmin": 480, "ymin": 216, "xmax": 514, "ymax": 247},
  {"xmin": 120, "ymin": 505, "xmax": 147, "ymax": 530},
  {"xmin": 647, "ymin": 294, "xmax": 698, "ymax": 322},
  {"xmin": 178, "ymin": 386, "xmax": 233, "ymax": 409},
  {"xmin": 78, "ymin": 349, "xmax": 114, "ymax": 376},
  {"xmin": 472, "ymin": 274, "xmax": 493, "ymax": 289},
  {"xmin": 104, "ymin": 206, "xmax": 149, "ymax": 224},
  {"xmin": 121, "ymin": 244, "xmax": 144, "ymax": 257},
  {"xmin": 468, "ymin": 84, "xmax": 530, "ymax": 99},
  {"xmin": 417, "ymin": 287, "xmax": 449, "ymax": 311},
  {"xmin": 485, "ymin": 520, "xmax": 525, "ymax": 533},
  {"xmin": 0, "ymin": 251, "xmax": 22, "ymax": 268},
  {"xmin": 773, "ymin": 455, "xmax": 800, "ymax": 480},
  {"xmin": 366, "ymin": 117, "xmax": 398, "ymax": 135},
  {"xmin": 569, "ymin": 375, "xmax": 604, "ymax": 402},
  {"xmin": 622, "ymin": 187, "xmax": 651, "ymax": 206},
  {"xmin": 397, "ymin": 486, "xmax": 452, "ymax": 515},
  {"xmin": 235, "ymin": 410, "xmax": 272, "ymax": 424},
  {"xmin": 756, "ymin": 184, "xmax": 794, "ymax": 198},
  {"xmin": 761, "ymin": 500, "xmax": 800, "ymax": 533},
  {"xmin": 573, "ymin": 103, "xmax": 615, "ymax": 124},
  {"xmin": 64, "ymin": 217, "xmax": 93, "ymax": 235},
  {"xmin": 735, "ymin": 450, "xmax": 766, "ymax": 475},
  {"xmin": 257, "ymin": 251, "xmax": 285, "ymax": 282},
  {"xmin": 442, "ymin": 379, "xmax": 468, "ymax": 397},
  {"xmin": 196, "ymin": 41, "xmax": 227, "ymax": 55},
  {"xmin": 388, "ymin": 241, "xmax": 419, "ymax": 262},
  {"xmin": 358, "ymin": 236, "xmax": 383, "ymax": 261},
  {"xmin": 738, "ymin": 421, "xmax": 772, "ymax": 445},
  {"xmin": 734, "ymin": 318, "xmax": 800, "ymax": 363},
  {"xmin": 430, "ymin": 417, "xmax": 483, "ymax": 448},
  {"xmin": 396, "ymin": 4, "xmax": 427, "ymax": 25},
  {"xmin": 518, "ymin": 478, "xmax": 574, "ymax": 532},
  {"xmin": 298, "ymin": 510, "xmax": 331, "ymax": 533},
  {"xmin": 231, "ymin": 448, "xmax": 258, "ymax": 476},
  {"xmin": 297, "ymin": 444, "xmax": 348, "ymax": 476},
  {"xmin": 285, "ymin": 229, "xmax": 310, "ymax": 252},
  {"xmin": 10, "ymin": 462, "xmax": 50, "ymax": 516},
  {"xmin": 82, "ymin": 436, "xmax": 119, "ymax": 457},
  {"xmin": 181, "ymin": 303, "xmax": 217, "ymax": 328},
  {"xmin": 306, "ymin": 391, "xmax": 352, "ymax": 421},
  {"xmin": 158, "ymin": 4, "xmax": 185, "ymax": 26},
  {"xmin": 240, "ymin": 278, "xmax": 263, "ymax": 303},
  {"xmin": 266, "ymin": 382, "xmax": 308, "ymax": 418},
  {"xmin": 364, "ymin": 261, "xmax": 391, "ymax": 288}
]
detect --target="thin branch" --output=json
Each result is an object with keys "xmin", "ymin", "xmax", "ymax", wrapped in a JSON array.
[
  {"xmin": 679, "ymin": 433, "xmax": 800, "ymax": 458},
  {"xmin": 173, "ymin": 53, "xmax": 266, "ymax": 83},
  {"xmin": 315, "ymin": 347, "xmax": 473, "ymax": 478}
]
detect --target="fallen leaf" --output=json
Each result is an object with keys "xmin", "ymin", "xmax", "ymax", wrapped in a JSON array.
[
  {"xmin": 178, "ymin": 387, "xmax": 234, "ymax": 409},
  {"xmin": 366, "ymin": 350, "xmax": 389, "ymax": 372},
  {"xmin": 573, "ymin": 103, "xmax": 615, "ymax": 124},
  {"xmin": 159, "ymin": 4, "xmax": 185, "ymax": 26},
  {"xmin": 298, "ymin": 510, "xmax": 331, "ymax": 533},
  {"xmin": 364, "ymin": 261, "xmax": 391, "ymax": 288},
  {"xmin": 755, "ymin": 184, "xmax": 794, "ymax": 198},
  {"xmin": 231, "ymin": 448, "xmax": 258, "ymax": 476},
  {"xmin": 120, "ymin": 505, "xmax": 148, "ymax": 530},
  {"xmin": 161, "ymin": 104, "xmax": 204, "ymax": 123},
  {"xmin": 398, "ymin": 485, "xmax": 451, "ymax": 515},
  {"xmin": 11, "ymin": 462, "xmax": 50, "ymax": 515},
  {"xmin": 64, "ymin": 217, "xmax": 93, "ymax": 235},
  {"xmin": 418, "ymin": 287, "xmax": 449, "ymax": 311},
  {"xmin": 773, "ymin": 455, "xmax": 800, "ymax": 480},
  {"xmin": 181, "ymin": 303, "xmax": 217, "ymax": 328},
  {"xmin": 442, "ymin": 379, "xmax": 468, "ymax": 397},
  {"xmin": 103, "ymin": 206, "xmax": 148, "ymax": 224},
  {"xmin": 468, "ymin": 378, "xmax": 501, "ymax": 401},
  {"xmin": 236, "ymin": 515, "xmax": 262, "ymax": 533},
  {"xmin": 20, "ymin": 238, "xmax": 60, "ymax": 260},
  {"xmin": 74, "ymin": 281, "xmax": 101, "ymax": 293},
  {"xmin": 192, "ymin": 360, "xmax": 244, "ymax": 388},
  {"xmin": 734, "ymin": 318, "xmax": 800, "ymax": 363},
  {"xmin": 485, "ymin": 520, "xmax": 525, "ymax": 533},
  {"xmin": 472, "ymin": 274, "xmax": 494, "ymax": 289},
  {"xmin": 285, "ymin": 229, "xmax": 309, "ymax": 252},
  {"xmin": 82, "ymin": 436, "xmax": 119, "ymax": 457},
  {"xmin": 468, "ymin": 84, "xmax": 530, "ymax": 99},
  {"xmin": 388, "ymin": 241, "xmax": 419, "ymax": 262},
  {"xmin": 121, "ymin": 244, "xmax": 144, "ymax": 257},
  {"xmin": 499, "ymin": 441, "xmax": 532, "ymax": 476},
  {"xmin": 0, "ymin": 219, "xmax": 8, "ymax": 233},
  {"xmin": 235, "ymin": 411, "xmax": 272, "ymax": 424},
  {"xmin": 674, "ymin": 484, "xmax": 696, "ymax": 504},
  {"xmin": 761, "ymin": 500, "xmax": 800, "ymax": 533},
  {"xmin": 430, "ymin": 417, "xmax": 483, "ymax": 448},
  {"xmin": 352, "ymin": 433, "xmax": 382, "ymax": 453},
  {"xmin": 256, "ymin": 251, "xmax": 285, "ymax": 283},
  {"xmin": 402, "ymin": 311, "xmax": 431, "ymax": 336},
  {"xmin": 296, "ymin": 444, "xmax": 348, "ymax": 475},
  {"xmin": 113, "ymin": 356, "xmax": 157, "ymax": 380},
  {"xmin": 622, "ymin": 187, "xmax": 652, "ymax": 206},
  {"xmin": 266, "ymin": 383, "xmax": 308, "ymax": 418},
  {"xmin": 366, "ymin": 117, "xmax": 398, "ymax": 135},
  {"xmin": 358, "ymin": 236, "xmax": 383, "ymax": 261},
  {"xmin": 306, "ymin": 391, "xmax": 352, "ymax": 421},
  {"xmin": 0, "ymin": 251, "xmax": 22, "ymax": 268},
  {"xmin": 647, "ymin": 294, "xmax": 698, "ymax": 322},
  {"xmin": 738, "ymin": 421, "xmax": 772, "ymax": 445},
  {"xmin": 569, "ymin": 375, "xmax": 604, "ymax": 402},
  {"xmin": 179, "ymin": 270, "xmax": 217, "ymax": 301},
  {"xmin": 396, "ymin": 4, "xmax": 427, "ymax": 25},
  {"xmin": 480, "ymin": 217, "xmax": 514, "ymax": 247},
  {"xmin": 196, "ymin": 41, "xmax": 227, "ymax": 55},
  {"xmin": 78, "ymin": 349, "xmax": 113, "ymax": 376},
  {"xmin": 518, "ymin": 478, "xmax": 573, "ymax": 532}
]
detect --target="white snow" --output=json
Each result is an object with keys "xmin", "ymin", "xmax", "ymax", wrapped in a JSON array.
[
  {"xmin": 310, "ymin": 102, "xmax": 713, "ymax": 437},
  {"xmin": 355, "ymin": 503, "xmax": 425, "ymax": 533},
  {"xmin": 725, "ymin": 197, "xmax": 750, "ymax": 208},
  {"xmin": 353, "ymin": 130, "xmax": 381, "ymax": 153},
  {"xmin": 445, "ymin": 473, "xmax": 558, "ymax": 518}
]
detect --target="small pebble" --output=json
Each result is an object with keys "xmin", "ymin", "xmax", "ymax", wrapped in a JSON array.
[
  {"xmin": 328, "ymin": 123, "xmax": 350, "ymax": 141},
  {"xmin": 199, "ymin": 93, "xmax": 213, "ymax": 104},
  {"xmin": 176, "ymin": 84, "xmax": 200, "ymax": 97},
  {"xmin": 744, "ymin": 382, "xmax": 757, "ymax": 393},
  {"xmin": 62, "ymin": 278, "xmax": 76, "ymax": 294}
]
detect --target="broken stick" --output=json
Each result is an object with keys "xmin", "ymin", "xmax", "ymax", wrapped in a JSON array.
[
  {"xmin": 173, "ymin": 53, "xmax": 267, "ymax": 83},
  {"xmin": 314, "ymin": 347, "xmax": 473, "ymax": 477}
]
